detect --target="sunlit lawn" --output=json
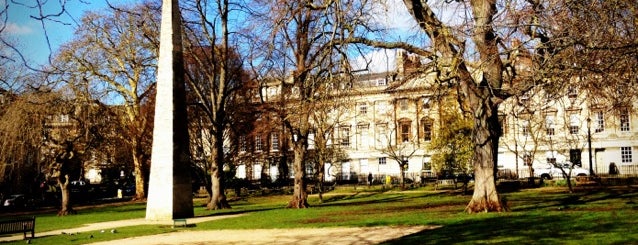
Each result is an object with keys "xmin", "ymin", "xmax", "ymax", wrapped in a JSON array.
[{"xmin": 2, "ymin": 185, "xmax": 638, "ymax": 244}]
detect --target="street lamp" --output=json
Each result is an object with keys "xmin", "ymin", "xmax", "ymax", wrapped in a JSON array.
[
  {"xmin": 401, "ymin": 155, "xmax": 409, "ymax": 168},
  {"xmin": 587, "ymin": 117, "xmax": 594, "ymax": 176}
]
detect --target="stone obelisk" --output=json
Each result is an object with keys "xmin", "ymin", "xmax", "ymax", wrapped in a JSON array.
[{"xmin": 145, "ymin": 0, "xmax": 193, "ymax": 220}]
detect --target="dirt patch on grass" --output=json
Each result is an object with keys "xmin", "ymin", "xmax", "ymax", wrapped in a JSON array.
[{"xmin": 89, "ymin": 226, "xmax": 438, "ymax": 245}]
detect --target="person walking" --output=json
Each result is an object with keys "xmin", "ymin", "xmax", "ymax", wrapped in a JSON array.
[{"xmin": 368, "ymin": 173, "xmax": 373, "ymax": 187}]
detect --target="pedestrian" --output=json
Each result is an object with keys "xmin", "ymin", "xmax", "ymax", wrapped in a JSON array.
[
  {"xmin": 609, "ymin": 162, "xmax": 619, "ymax": 175},
  {"xmin": 368, "ymin": 173, "xmax": 373, "ymax": 187}
]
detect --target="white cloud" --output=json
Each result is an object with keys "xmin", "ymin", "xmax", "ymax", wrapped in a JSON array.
[
  {"xmin": 370, "ymin": 0, "xmax": 468, "ymax": 33},
  {"xmin": 370, "ymin": 0, "xmax": 417, "ymax": 32},
  {"xmin": 351, "ymin": 49, "xmax": 397, "ymax": 73},
  {"xmin": 4, "ymin": 22, "xmax": 34, "ymax": 35}
]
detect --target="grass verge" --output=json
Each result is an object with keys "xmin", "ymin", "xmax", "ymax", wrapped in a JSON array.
[{"xmin": 2, "ymin": 186, "xmax": 637, "ymax": 244}]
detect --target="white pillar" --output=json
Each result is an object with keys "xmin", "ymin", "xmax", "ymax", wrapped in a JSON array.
[{"xmin": 146, "ymin": 0, "xmax": 193, "ymax": 221}]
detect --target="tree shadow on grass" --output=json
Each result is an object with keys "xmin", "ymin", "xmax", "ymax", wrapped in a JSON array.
[
  {"xmin": 382, "ymin": 212, "xmax": 635, "ymax": 245},
  {"xmin": 509, "ymin": 188, "xmax": 638, "ymax": 212},
  {"xmin": 317, "ymin": 191, "xmax": 460, "ymax": 208}
]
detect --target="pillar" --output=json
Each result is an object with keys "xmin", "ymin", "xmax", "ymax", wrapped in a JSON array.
[{"xmin": 145, "ymin": 0, "xmax": 193, "ymax": 220}]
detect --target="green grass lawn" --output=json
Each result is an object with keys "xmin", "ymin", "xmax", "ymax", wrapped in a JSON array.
[{"xmin": 2, "ymin": 186, "xmax": 638, "ymax": 244}]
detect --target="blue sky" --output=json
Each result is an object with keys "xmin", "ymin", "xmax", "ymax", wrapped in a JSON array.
[
  {"xmin": 4, "ymin": 0, "xmax": 136, "ymax": 66},
  {"xmin": 4, "ymin": 0, "xmax": 439, "ymax": 72}
]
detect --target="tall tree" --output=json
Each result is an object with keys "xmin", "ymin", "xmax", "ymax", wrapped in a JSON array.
[
  {"xmin": 354, "ymin": 0, "xmax": 638, "ymax": 212},
  {"xmin": 181, "ymin": 0, "xmax": 250, "ymax": 210},
  {"xmin": 258, "ymin": 0, "xmax": 370, "ymax": 208},
  {"xmin": 55, "ymin": 2, "xmax": 161, "ymax": 200}
]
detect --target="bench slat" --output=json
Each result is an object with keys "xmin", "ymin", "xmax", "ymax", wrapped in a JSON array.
[{"xmin": 0, "ymin": 217, "xmax": 35, "ymax": 239}]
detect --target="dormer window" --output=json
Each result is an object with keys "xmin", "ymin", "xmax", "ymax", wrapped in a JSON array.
[
  {"xmin": 567, "ymin": 86, "xmax": 578, "ymax": 99},
  {"xmin": 399, "ymin": 98, "xmax": 409, "ymax": 111},
  {"xmin": 422, "ymin": 97, "xmax": 431, "ymax": 109}
]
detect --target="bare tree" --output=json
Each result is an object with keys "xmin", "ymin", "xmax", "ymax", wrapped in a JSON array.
[
  {"xmin": 308, "ymin": 88, "xmax": 353, "ymax": 201},
  {"xmin": 350, "ymin": 0, "xmax": 638, "ymax": 212},
  {"xmin": 257, "ymin": 0, "xmax": 370, "ymax": 208},
  {"xmin": 53, "ymin": 2, "xmax": 161, "ymax": 200},
  {"xmin": 181, "ymin": 0, "xmax": 250, "ymax": 210},
  {"xmin": 0, "ymin": 1, "xmax": 85, "ymax": 69}
]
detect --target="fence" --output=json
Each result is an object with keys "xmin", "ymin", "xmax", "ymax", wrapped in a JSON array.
[{"xmin": 499, "ymin": 164, "xmax": 638, "ymax": 180}]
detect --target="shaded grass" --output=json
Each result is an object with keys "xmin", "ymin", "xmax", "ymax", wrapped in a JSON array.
[
  {"xmin": 14, "ymin": 202, "xmax": 148, "ymax": 233},
  {"xmin": 12, "ymin": 225, "xmax": 173, "ymax": 245},
  {"xmin": 2, "ymin": 187, "xmax": 638, "ymax": 244}
]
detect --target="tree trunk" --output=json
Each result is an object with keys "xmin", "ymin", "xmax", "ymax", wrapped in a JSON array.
[
  {"xmin": 466, "ymin": 100, "xmax": 506, "ymax": 213},
  {"xmin": 399, "ymin": 164, "xmax": 406, "ymax": 190},
  {"xmin": 287, "ymin": 141, "xmax": 308, "ymax": 208},
  {"xmin": 317, "ymin": 162, "xmax": 325, "ymax": 202},
  {"xmin": 208, "ymin": 133, "xmax": 230, "ymax": 210},
  {"xmin": 57, "ymin": 175, "xmax": 76, "ymax": 216},
  {"xmin": 132, "ymin": 143, "xmax": 147, "ymax": 200},
  {"xmin": 528, "ymin": 165, "xmax": 535, "ymax": 186}
]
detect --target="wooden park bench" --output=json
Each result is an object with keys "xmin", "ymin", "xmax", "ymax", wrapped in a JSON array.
[
  {"xmin": 0, "ymin": 216, "xmax": 35, "ymax": 239},
  {"xmin": 172, "ymin": 218, "xmax": 188, "ymax": 228},
  {"xmin": 435, "ymin": 179, "xmax": 456, "ymax": 190}
]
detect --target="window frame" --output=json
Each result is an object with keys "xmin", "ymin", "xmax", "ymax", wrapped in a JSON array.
[
  {"xmin": 339, "ymin": 126, "xmax": 351, "ymax": 147},
  {"xmin": 399, "ymin": 98, "xmax": 409, "ymax": 111},
  {"xmin": 620, "ymin": 109, "xmax": 630, "ymax": 132},
  {"xmin": 358, "ymin": 103, "xmax": 368, "ymax": 115},
  {"xmin": 621, "ymin": 146, "xmax": 632, "ymax": 163},
  {"xmin": 271, "ymin": 133, "xmax": 279, "ymax": 151},
  {"xmin": 379, "ymin": 157, "xmax": 387, "ymax": 165},
  {"xmin": 595, "ymin": 111, "xmax": 605, "ymax": 133},
  {"xmin": 399, "ymin": 120, "xmax": 411, "ymax": 143},
  {"xmin": 255, "ymin": 135, "xmax": 263, "ymax": 152}
]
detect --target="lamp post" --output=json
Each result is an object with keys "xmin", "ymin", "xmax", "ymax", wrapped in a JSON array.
[
  {"xmin": 587, "ymin": 117, "xmax": 594, "ymax": 176},
  {"xmin": 400, "ymin": 155, "xmax": 408, "ymax": 189}
]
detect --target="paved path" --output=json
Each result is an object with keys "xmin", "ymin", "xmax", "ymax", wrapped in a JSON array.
[
  {"xmin": 89, "ymin": 226, "xmax": 433, "ymax": 245},
  {"xmin": 0, "ymin": 214, "xmax": 435, "ymax": 244}
]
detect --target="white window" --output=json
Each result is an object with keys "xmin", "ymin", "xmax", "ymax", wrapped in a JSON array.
[
  {"xmin": 307, "ymin": 132, "xmax": 315, "ymax": 149},
  {"xmin": 376, "ymin": 78, "xmax": 387, "ymax": 86},
  {"xmin": 376, "ymin": 123, "xmax": 388, "ymax": 147},
  {"xmin": 360, "ymin": 159, "xmax": 369, "ymax": 174},
  {"xmin": 376, "ymin": 101, "xmax": 388, "ymax": 113},
  {"xmin": 271, "ymin": 133, "xmax": 279, "ymax": 151},
  {"xmin": 400, "ymin": 120, "xmax": 411, "ymax": 142},
  {"xmin": 620, "ymin": 109, "xmax": 630, "ymax": 132},
  {"xmin": 239, "ymin": 135, "xmax": 247, "ymax": 152},
  {"xmin": 422, "ymin": 97, "xmax": 431, "ymax": 109},
  {"xmin": 357, "ymin": 124, "xmax": 369, "ymax": 148},
  {"xmin": 422, "ymin": 119, "xmax": 433, "ymax": 141},
  {"xmin": 621, "ymin": 146, "xmax": 632, "ymax": 163},
  {"xmin": 399, "ymin": 98, "xmax": 409, "ymax": 111},
  {"xmin": 342, "ymin": 162, "xmax": 351, "ymax": 180},
  {"xmin": 595, "ymin": 111, "xmax": 605, "ymax": 133},
  {"xmin": 253, "ymin": 163, "xmax": 262, "ymax": 180},
  {"xmin": 545, "ymin": 115, "xmax": 555, "ymax": 136},
  {"xmin": 521, "ymin": 120, "xmax": 530, "ymax": 136},
  {"xmin": 236, "ymin": 164, "xmax": 246, "ymax": 179},
  {"xmin": 378, "ymin": 157, "xmax": 387, "ymax": 165},
  {"xmin": 339, "ymin": 126, "xmax": 350, "ymax": 147},
  {"xmin": 60, "ymin": 114, "xmax": 69, "ymax": 123},
  {"xmin": 255, "ymin": 135, "xmax": 263, "ymax": 152},
  {"xmin": 523, "ymin": 152, "xmax": 532, "ymax": 166},
  {"xmin": 569, "ymin": 114, "xmax": 580, "ymax": 134},
  {"xmin": 358, "ymin": 103, "xmax": 368, "ymax": 115},
  {"xmin": 567, "ymin": 86, "xmax": 578, "ymax": 98}
]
